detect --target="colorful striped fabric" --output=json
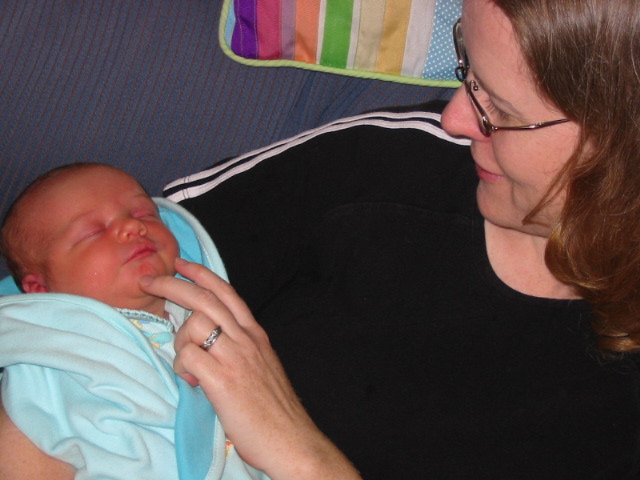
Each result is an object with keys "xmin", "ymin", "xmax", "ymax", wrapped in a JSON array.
[{"xmin": 221, "ymin": 0, "xmax": 462, "ymax": 87}]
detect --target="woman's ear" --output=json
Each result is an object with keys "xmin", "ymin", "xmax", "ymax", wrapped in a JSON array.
[{"xmin": 21, "ymin": 273, "xmax": 49, "ymax": 293}]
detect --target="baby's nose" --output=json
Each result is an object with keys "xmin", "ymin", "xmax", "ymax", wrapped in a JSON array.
[{"xmin": 116, "ymin": 218, "xmax": 148, "ymax": 240}]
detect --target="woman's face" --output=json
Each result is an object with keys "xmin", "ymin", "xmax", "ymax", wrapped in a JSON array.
[{"xmin": 441, "ymin": 0, "xmax": 581, "ymax": 238}]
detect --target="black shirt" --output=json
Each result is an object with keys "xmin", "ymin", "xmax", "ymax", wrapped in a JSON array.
[{"xmin": 167, "ymin": 102, "xmax": 640, "ymax": 479}]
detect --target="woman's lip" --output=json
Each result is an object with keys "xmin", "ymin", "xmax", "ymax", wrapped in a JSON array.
[{"xmin": 475, "ymin": 163, "xmax": 503, "ymax": 182}]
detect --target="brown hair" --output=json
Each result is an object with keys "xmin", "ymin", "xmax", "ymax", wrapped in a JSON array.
[
  {"xmin": 0, "ymin": 162, "xmax": 126, "ymax": 289},
  {"xmin": 492, "ymin": 0, "xmax": 640, "ymax": 354}
]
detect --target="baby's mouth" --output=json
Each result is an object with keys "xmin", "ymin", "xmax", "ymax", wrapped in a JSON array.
[{"xmin": 126, "ymin": 243, "xmax": 157, "ymax": 263}]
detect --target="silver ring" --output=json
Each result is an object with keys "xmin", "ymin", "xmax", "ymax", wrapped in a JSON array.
[{"xmin": 201, "ymin": 326, "xmax": 222, "ymax": 351}]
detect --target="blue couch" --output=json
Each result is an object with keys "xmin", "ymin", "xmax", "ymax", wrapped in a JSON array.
[{"xmin": 0, "ymin": 0, "xmax": 454, "ymax": 278}]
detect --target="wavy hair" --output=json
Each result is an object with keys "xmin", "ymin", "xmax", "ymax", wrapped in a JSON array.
[{"xmin": 491, "ymin": 0, "xmax": 640, "ymax": 354}]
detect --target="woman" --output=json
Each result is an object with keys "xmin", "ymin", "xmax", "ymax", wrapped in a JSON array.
[
  {"xmin": 159, "ymin": 0, "xmax": 640, "ymax": 478},
  {"xmin": 2, "ymin": 0, "xmax": 640, "ymax": 478}
]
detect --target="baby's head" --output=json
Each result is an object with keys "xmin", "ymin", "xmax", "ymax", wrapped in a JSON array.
[{"xmin": 0, "ymin": 163, "xmax": 179, "ymax": 316}]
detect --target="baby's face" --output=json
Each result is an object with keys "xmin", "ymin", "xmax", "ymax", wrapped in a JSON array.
[{"xmin": 23, "ymin": 166, "xmax": 179, "ymax": 313}]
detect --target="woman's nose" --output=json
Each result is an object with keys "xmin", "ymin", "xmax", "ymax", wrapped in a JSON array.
[
  {"xmin": 441, "ymin": 85, "xmax": 486, "ymax": 141},
  {"xmin": 115, "ymin": 218, "xmax": 148, "ymax": 241}
]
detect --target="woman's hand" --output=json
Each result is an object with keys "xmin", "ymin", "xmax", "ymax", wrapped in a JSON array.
[{"xmin": 140, "ymin": 259, "xmax": 361, "ymax": 480}]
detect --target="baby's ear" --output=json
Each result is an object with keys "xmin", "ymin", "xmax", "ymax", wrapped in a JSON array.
[{"xmin": 22, "ymin": 273, "xmax": 49, "ymax": 293}]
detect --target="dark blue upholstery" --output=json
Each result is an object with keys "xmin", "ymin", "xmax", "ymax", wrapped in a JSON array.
[{"xmin": 0, "ymin": 0, "xmax": 454, "ymax": 278}]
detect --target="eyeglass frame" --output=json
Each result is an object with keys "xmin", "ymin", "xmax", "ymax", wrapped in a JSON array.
[{"xmin": 452, "ymin": 19, "xmax": 569, "ymax": 136}]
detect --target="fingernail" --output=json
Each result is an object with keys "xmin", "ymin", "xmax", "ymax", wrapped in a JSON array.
[{"xmin": 140, "ymin": 275, "xmax": 154, "ymax": 286}]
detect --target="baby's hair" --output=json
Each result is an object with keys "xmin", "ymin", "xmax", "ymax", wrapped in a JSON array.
[{"xmin": 0, "ymin": 162, "xmax": 131, "ymax": 288}]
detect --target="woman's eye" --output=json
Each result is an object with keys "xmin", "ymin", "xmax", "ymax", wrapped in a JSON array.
[
  {"xmin": 484, "ymin": 98, "xmax": 509, "ymax": 121},
  {"xmin": 471, "ymin": 79, "xmax": 511, "ymax": 123}
]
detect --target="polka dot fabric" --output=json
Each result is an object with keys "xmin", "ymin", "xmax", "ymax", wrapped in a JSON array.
[{"xmin": 422, "ymin": 0, "xmax": 463, "ymax": 82}]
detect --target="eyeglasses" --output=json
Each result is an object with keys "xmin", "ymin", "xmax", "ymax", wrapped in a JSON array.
[{"xmin": 453, "ymin": 19, "xmax": 569, "ymax": 136}]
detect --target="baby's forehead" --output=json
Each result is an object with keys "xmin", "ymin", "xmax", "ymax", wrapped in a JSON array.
[
  {"xmin": 36, "ymin": 166, "xmax": 141, "ymax": 198},
  {"xmin": 51, "ymin": 165, "xmax": 138, "ymax": 188},
  {"xmin": 21, "ymin": 167, "xmax": 147, "ymax": 222}
]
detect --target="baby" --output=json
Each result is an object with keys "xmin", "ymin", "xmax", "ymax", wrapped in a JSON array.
[
  {"xmin": 0, "ymin": 162, "xmax": 266, "ymax": 480},
  {"xmin": 0, "ymin": 162, "xmax": 179, "ymax": 319}
]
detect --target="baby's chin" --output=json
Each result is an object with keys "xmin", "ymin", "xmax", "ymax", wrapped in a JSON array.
[{"xmin": 134, "ymin": 259, "xmax": 176, "ymax": 278}]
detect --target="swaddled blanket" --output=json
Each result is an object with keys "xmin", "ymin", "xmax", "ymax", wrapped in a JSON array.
[{"xmin": 0, "ymin": 198, "xmax": 267, "ymax": 480}]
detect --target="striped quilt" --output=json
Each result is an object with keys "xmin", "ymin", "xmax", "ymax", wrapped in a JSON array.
[{"xmin": 220, "ymin": 0, "xmax": 462, "ymax": 87}]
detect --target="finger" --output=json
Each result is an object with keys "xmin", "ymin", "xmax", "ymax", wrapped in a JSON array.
[
  {"xmin": 173, "ymin": 259, "xmax": 259, "ymax": 331},
  {"xmin": 172, "ymin": 260, "xmax": 270, "ymax": 346},
  {"xmin": 173, "ymin": 310, "xmax": 222, "ymax": 353},
  {"xmin": 139, "ymin": 272, "xmax": 242, "ymax": 338},
  {"xmin": 173, "ymin": 342, "xmax": 218, "ymax": 386},
  {"xmin": 200, "ymin": 325, "xmax": 223, "ymax": 351},
  {"xmin": 179, "ymin": 371, "xmax": 200, "ymax": 388}
]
